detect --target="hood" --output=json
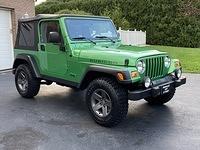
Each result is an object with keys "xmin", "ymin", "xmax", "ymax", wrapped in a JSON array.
[{"xmin": 78, "ymin": 46, "xmax": 167, "ymax": 66}]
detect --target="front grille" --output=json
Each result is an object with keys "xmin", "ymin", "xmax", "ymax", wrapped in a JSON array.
[{"xmin": 144, "ymin": 57, "xmax": 164, "ymax": 79}]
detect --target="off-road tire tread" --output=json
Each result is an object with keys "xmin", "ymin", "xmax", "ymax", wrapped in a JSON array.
[
  {"xmin": 15, "ymin": 64, "xmax": 40, "ymax": 98},
  {"xmin": 145, "ymin": 89, "xmax": 175, "ymax": 105},
  {"xmin": 86, "ymin": 77, "xmax": 128, "ymax": 127}
]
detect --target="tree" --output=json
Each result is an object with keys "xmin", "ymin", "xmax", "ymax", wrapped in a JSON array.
[
  {"xmin": 56, "ymin": 9, "xmax": 91, "ymax": 15},
  {"xmin": 35, "ymin": 0, "xmax": 200, "ymax": 47},
  {"xmin": 101, "ymin": 6, "xmax": 130, "ymax": 30}
]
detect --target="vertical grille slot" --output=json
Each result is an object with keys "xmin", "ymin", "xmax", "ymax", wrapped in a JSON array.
[{"xmin": 144, "ymin": 56, "xmax": 164, "ymax": 79}]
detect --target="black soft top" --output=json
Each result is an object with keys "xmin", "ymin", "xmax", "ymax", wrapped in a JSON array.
[
  {"xmin": 19, "ymin": 14, "xmax": 110, "ymax": 22},
  {"xmin": 15, "ymin": 14, "xmax": 110, "ymax": 51}
]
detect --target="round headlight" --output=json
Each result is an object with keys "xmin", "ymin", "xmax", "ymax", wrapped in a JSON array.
[
  {"xmin": 175, "ymin": 68, "xmax": 182, "ymax": 79},
  {"xmin": 136, "ymin": 60, "xmax": 146, "ymax": 74},
  {"xmin": 144, "ymin": 77, "xmax": 151, "ymax": 88},
  {"xmin": 164, "ymin": 56, "xmax": 171, "ymax": 68}
]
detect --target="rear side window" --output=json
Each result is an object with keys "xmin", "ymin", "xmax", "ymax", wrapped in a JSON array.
[{"xmin": 15, "ymin": 21, "xmax": 38, "ymax": 50}]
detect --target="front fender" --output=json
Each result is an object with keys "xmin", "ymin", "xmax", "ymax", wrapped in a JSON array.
[
  {"xmin": 168, "ymin": 59, "xmax": 181, "ymax": 74},
  {"xmin": 79, "ymin": 65, "xmax": 133, "ymax": 89}
]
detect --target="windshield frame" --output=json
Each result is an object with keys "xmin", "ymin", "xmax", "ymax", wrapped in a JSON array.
[{"xmin": 64, "ymin": 17, "xmax": 119, "ymax": 42}]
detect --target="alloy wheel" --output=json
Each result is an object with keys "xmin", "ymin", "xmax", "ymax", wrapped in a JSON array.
[
  {"xmin": 17, "ymin": 71, "xmax": 28, "ymax": 92},
  {"xmin": 91, "ymin": 89, "xmax": 112, "ymax": 117}
]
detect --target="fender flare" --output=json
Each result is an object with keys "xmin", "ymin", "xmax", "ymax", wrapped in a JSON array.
[
  {"xmin": 13, "ymin": 54, "xmax": 41, "ymax": 78},
  {"xmin": 86, "ymin": 65, "xmax": 131, "ymax": 77},
  {"xmin": 79, "ymin": 65, "xmax": 132, "ymax": 89}
]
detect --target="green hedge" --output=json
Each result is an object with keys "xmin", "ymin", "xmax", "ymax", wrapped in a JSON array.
[{"xmin": 36, "ymin": 0, "xmax": 200, "ymax": 48}]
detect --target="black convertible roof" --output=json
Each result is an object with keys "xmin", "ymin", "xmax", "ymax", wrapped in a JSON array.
[{"xmin": 19, "ymin": 14, "xmax": 110, "ymax": 22}]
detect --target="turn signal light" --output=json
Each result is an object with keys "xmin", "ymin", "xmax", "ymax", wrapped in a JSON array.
[
  {"xmin": 117, "ymin": 73, "xmax": 125, "ymax": 81},
  {"xmin": 175, "ymin": 61, "xmax": 181, "ymax": 68},
  {"xmin": 131, "ymin": 71, "xmax": 139, "ymax": 78}
]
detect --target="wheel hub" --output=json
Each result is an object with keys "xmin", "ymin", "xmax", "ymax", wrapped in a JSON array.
[
  {"xmin": 91, "ymin": 89, "xmax": 112, "ymax": 117},
  {"xmin": 17, "ymin": 71, "xmax": 28, "ymax": 92}
]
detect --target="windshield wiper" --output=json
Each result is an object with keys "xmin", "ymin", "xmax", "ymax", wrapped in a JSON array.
[
  {"xmin": 95, "ymin": 36, "xmax": 116, "ymax": 43},
  {"xmin": 72, "ymin": 37, "xmax": 96, "ymax": 45}
]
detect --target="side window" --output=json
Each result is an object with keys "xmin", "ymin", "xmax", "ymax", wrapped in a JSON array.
[
  {"xmin": 40, "ymin": 21, "xmax": 61, "ymax": 43},
  {"xmin": 15, "ymin": 21, "xmax": 37, "ymax": 50}
]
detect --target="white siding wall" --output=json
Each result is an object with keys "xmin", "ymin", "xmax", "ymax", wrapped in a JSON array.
[{"xmin": 0, "ymin": 9, "xmax": 13, "ymax": 70}]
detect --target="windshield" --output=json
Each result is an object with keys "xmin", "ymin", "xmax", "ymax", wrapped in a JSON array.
[{"xmin": 65, "ymin": 18, "xmax": 118, "ymax": 40}]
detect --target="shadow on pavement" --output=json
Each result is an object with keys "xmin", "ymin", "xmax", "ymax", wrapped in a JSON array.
[{"xmin": 13, "ymin": 87, "xmax": 174, "ymax": 131}]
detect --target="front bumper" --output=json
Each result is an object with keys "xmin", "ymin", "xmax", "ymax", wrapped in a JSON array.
[{"xmin": 128, "ymin": 76, "xmax": 186, "ymax": 101}]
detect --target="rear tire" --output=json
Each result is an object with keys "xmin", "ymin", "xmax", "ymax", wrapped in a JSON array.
[
  {"xmin": 86, "ymin": 77, "xmax": 128, "ymax": 127},
  {"xmin": 15, "ymin": 64, "xmax": 40, "ymax": 98},
  {"xmin": 145, "ymin": 88, "xmax": 175, "ymax": 105}
]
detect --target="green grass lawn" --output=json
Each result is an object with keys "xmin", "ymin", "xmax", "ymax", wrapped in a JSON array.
[{"xmin": 120, "ymin": 45, "xmax": 200, "ymax": 73}]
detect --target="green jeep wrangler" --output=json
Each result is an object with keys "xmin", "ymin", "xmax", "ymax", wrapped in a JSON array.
[{"xmin": 13, "ymin": 14, "xmax": 186, "ymax": 127}]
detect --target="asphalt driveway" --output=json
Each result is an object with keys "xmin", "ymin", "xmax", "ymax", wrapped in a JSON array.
[{"xmin": 0, "ymin": 72, "xmax": 199, "ymax": 150}]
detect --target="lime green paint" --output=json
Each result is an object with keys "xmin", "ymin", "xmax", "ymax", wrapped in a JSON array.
[
  {"xmin": 121, "ymin": 45, "xmax": 200, "ymax": 73},
  {"xmin": 14, "ymin": 16, "xmax": 180, "ymax": 85},
  {"xmin": 149, "ymin": 45, "xmax": 200, "ymax": 73}
]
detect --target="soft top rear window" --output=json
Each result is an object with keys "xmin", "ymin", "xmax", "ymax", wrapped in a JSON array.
[{"xmin": 15, "ymin": 21, "xmax": 38, "ymax": 50}]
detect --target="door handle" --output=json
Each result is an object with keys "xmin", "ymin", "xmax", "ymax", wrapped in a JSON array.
[{"xmin": 40, "ymin": 44, "xmax": 46, "ymax": 51}]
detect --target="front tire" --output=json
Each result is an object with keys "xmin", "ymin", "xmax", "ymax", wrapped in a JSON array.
[
  {"xmin": 145, "ymin": 88, "xmax": 175, "ymax": 105},
  {"xmin": 15, "ymin": 64, "xmax": 40, "ymax": 98},
  {"xmin": 86, "ymin": 77, "xmax": 128, "ymax": 127}
]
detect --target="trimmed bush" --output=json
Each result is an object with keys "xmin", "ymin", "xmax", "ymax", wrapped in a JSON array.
[{"xmin": 36, "ymin": 0, "xmax": 200, "ymax": 48}]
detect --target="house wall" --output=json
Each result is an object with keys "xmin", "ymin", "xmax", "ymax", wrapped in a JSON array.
[{"xmin": 0, "ymin": 0, "xmax": 35, "ymax": 44}]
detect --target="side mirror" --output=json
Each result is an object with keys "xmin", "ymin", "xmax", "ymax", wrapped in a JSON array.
[
  {"xmin": 117, "ymin": 32, "xmax": 120, "ymax": 38},
  {"xmin": 48, "ymin": 32, "xmax": 61, "ymax": 43}
]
